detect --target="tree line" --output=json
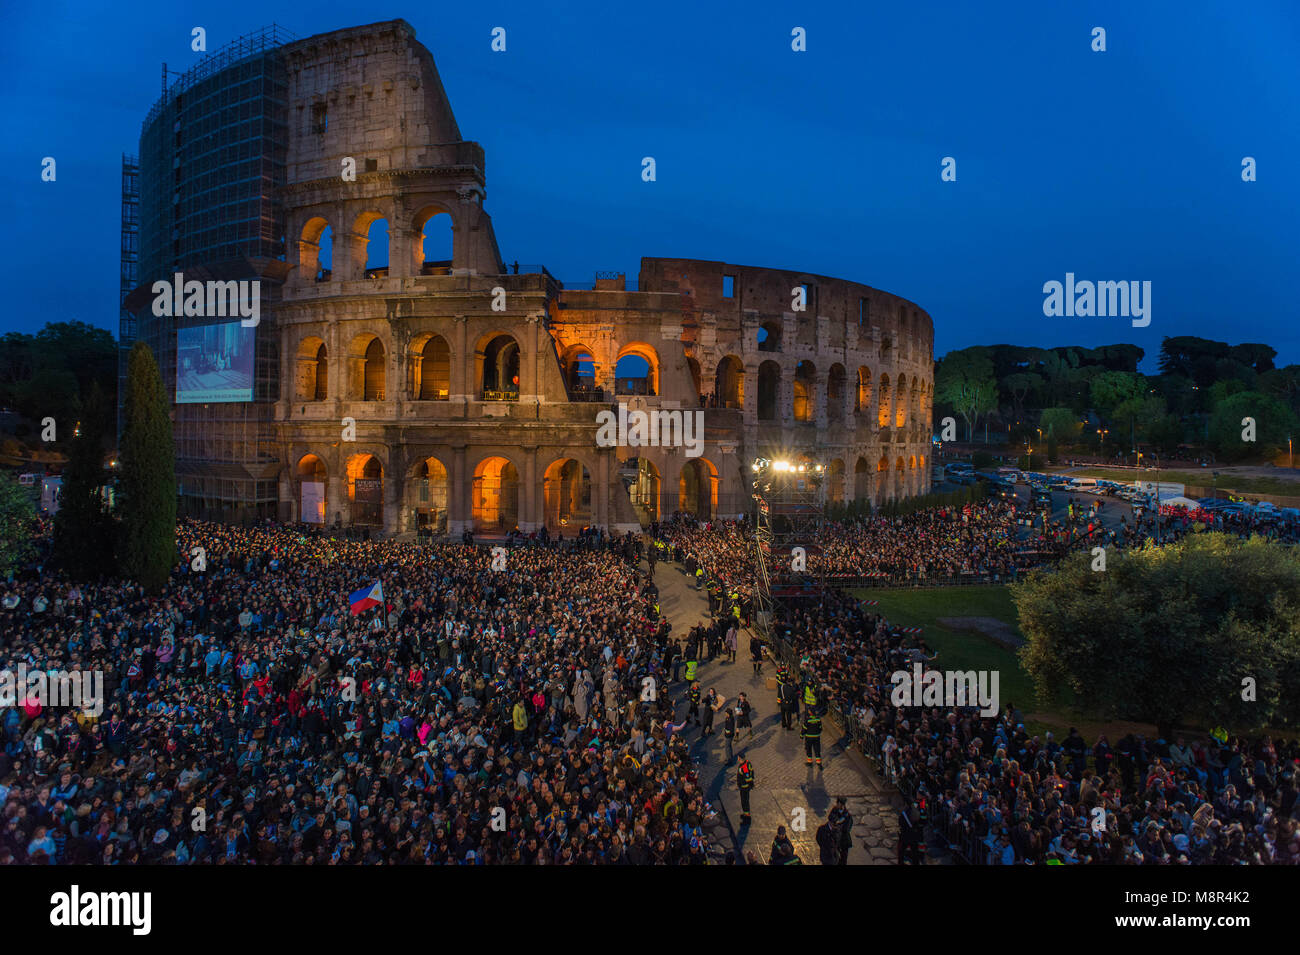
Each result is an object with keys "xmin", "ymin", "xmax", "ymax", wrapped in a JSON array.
[{"xmin": 935, "ymin": 337, "xmax": 1299, "ymax": 462}]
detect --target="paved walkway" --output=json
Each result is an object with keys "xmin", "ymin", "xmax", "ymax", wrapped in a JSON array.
[{"xmin": 653, "ymin": 558, "xmax": 901, "ymax": 864}]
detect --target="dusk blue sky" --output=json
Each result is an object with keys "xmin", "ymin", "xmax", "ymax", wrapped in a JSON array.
[{"xmin": 3, "ymin": 1, "xmax": 1297, "ymax": 370}]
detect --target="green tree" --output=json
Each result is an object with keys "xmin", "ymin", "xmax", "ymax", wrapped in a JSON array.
[
  {"xmin": 120, "ymin": 343, "xmax": 176, "ymax": 592},
  {"xmin": 53, "ymin": 383, "xmax": 115, "ymax": 579},
  {"xmin": 1089, "ymin": 371, "xmax": 1145, "ymax": 420},
  {"xmin": 1000, "ymin": 372, "xmax": 1043, "ymax": 424},
  {"xmin": 936, "ymin": 349, "xmax": 998, "ymax": 441},
  {"xmin": 0, "ymin": 474, "xmax": 35, "ymax": 577},
  {"xmin": 1038, "ymin": 407, "xmax": 1082, "ymax": 442},
  {"xmin": 1015, "ymin": 534, "xmax": 1300, "ymax": 735},
  {"xmin": 1208, "ymin": 391, "xmax": 1298, "ymax": 461}
]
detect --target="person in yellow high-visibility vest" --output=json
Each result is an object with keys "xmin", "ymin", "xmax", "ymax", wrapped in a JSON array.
[{"xmin": 804, "ymin": 682, "xmax": 818, "ymax": 710}]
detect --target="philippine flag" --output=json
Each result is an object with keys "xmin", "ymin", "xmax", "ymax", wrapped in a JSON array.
[{"xmin": 348, "ymin": 581, "xmax": 384, "ymax": 616}]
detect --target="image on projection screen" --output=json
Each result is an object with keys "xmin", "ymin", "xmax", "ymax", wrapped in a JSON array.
[{"xmin": 176, "ymin": 322, "xmax": 255, "ymax": 403}]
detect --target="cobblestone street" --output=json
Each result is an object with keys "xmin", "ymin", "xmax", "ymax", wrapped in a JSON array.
[{"xmin": 653, "ymin": 559, "xmax": 902, "ymax": 864}]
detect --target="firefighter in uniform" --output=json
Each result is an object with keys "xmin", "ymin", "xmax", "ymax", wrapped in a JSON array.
[
  {"xmin": 737, "ymin": 756, "xmax": 755, "ymax": 824},
  {"xmin": 777, "ymin": 668, "xmax": 799, "ymax": 730},
  {"xmin": 801, "ymin": 710, "xmax": 823, "ymax": 766},
  {"xmin": 687, "ymin": 681, "xmax": 702, "ymax": 726}
]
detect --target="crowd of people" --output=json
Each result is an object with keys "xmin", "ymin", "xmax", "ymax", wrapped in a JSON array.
[
  {"xmin": 5, "ymin": 492, "xmax": 1299, "ymax": 867},
  {"xmin": 661, "ymin": 519, "xmax": 1300, "ymax": 865},
  {"xmin": 1, "ymin": 521, "xmax": 721, "ymax": 865}
]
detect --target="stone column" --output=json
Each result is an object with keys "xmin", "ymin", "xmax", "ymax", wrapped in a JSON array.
[
  {"xmin": 452, "ymin": 315, "xmax": 470, "ymax": 411},
  {"xmin": 522, "ymin": 446, "xmax": 539, "ymax": 532},
  {"xmin": 450, "ymin": 445, "xmax": 469, "ymax": 535},
  {"xmin": 345, "ymin": 231, "xmax": 369, "ymax": 282}
]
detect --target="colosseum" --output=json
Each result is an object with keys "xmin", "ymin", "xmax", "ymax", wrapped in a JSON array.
[{"xmin": 124, "ymin": 19, "xmax": 933, "ymax": 535}]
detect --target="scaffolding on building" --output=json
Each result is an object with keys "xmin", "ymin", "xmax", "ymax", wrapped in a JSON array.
[
  {"xmin": 128, "ymin": 25, "xmax": 295, "ymax": 522},
  {"xmin": 117, "ymin": 154, "xmax": 140, "ymax": 444},
  {"xmin": 752, "ymin": 458, "xmax": 827, "ymax": 648}
]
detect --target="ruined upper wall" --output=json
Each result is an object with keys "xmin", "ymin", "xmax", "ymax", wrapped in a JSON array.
[
  {"xmin": 282, "ymin": 20, "xmax": 470, "ymax": 183},
  {"xmin": 639, "ymin": 257, "xmax": 934, "ymax": 355}
]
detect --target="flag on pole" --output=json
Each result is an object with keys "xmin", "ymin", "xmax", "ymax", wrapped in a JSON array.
[{"xmin": 348, "ymin": 581, "xmax": 384, "ymax": 616}]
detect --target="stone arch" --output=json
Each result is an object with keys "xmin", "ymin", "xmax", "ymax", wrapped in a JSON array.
[
  {"xmin": 413, "ymin": 204, "xmax": 455, "ymax": 275},
  {"xmin": 614, "ymin": 342, "xmax": 659, "ymax": 396},
  {"xmin": 715, "ymin": 355, "xmax": 744, "ymax": 410},
  {"xmin": 295, "ymin": 336, "xmax": 328, "ymax": 401},
  {"xmin": 855, "ymin": 366, "xmax": 872, "ymax": 416},
  {"xmin": 854, "ymin": 455, "xmax": 871, "ymax": 502},
  {"xmin": 346, "ymin": 452, "xmax": 385, "ymax": 526},
  {"xmin": 410, "ymin": 333, "xmax": 451, "ymax": 400},
  {"xmin": 345, "ymin": 333, "xmax": 388, "ymax": 401},
  {"xmin": 793, "ymin": 360, "xmax": 816, "ymax": 422},
  {"xmin": 625, "ymin": 457, "xmax": 661, "ymax": 526},
  {"xmin": 477, "ymin": 332, "xmax": 521, "ymax": 399},
  {"xmin": 758, "ymin": 321, "xmax": 781, "ymax": 352},
  {"xmin": 408, "ymin": 455, "xmax": 449, "ymax": 535},
  {"xmin": 679, "ymin": 458, "xmax": 718, "ymax": 520},
  {"xmin": 472, "ymin": 455, "xmax": 521, "ymax": 533},
  {"xmin": 878, "ymin": 373, "xmax": 891, "ymax": 428},
  {"xmin": 827, "ymin": 363, "xmax": 846, "ymax": 422},
  {"xmin": 895, "ymin": 374, "xmax": 908, "ymax": 429},
  {"xmin": 877, "ymin": 454, "xmax": 889, "ymax": 505},
  {"xmin": 757, "ymin": 360, "xmax": 781, "ymax": 421},
  {"xmin": 827, "ymin": 458, "xmax": 845, "ymax": 505},
  {"xmin": 299, "ymin": 217, "xmax": 333, "ymax": 283},
  {"xmin": 296, "ymin": 453, "xmax": 328, "ymax": 524},
  {"xmin": 543, "ymin": 457, "xmax": 593, "ymax": 531},
  {"xmin": 352, "ymin": 209, "xmax": 390, "ymax": 278},
  {"xmin": 895, "ymin": 455, "xmax": 906, "ymax": 499},
  {"xmin": 560, "ymin": 343, "xmax": 598, "ymax": 397}
]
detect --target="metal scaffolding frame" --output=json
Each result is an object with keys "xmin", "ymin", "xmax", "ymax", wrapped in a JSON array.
[
  {"xmin": 117, "ymin": 154, "xmax": 140, "ymax": 443},
  {"xmin": 752, "ymin": 458, "xmax": 827, "ymax": 644},
  {"xmin": 128, "ymin": 26, "xmax": 293, "ymax": 520}
]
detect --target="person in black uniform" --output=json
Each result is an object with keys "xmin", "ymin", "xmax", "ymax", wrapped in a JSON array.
[
  {"xmin": 801, "ymin": 710, "xmax": 823, "ymax": 767},
  {"xmin": 722, "ymin": 707, "xmax": 737, "ymax": 763},
  {"xmin": 687, "ymin": 682, "xmax": 702, "ymax": 727},
  {"xmin": 828, "ymin": 796, "xmax": 853, "ymax": 865},
  {"xmin": 897, "ymin": 800, "xmax": 924, "ymax": 865},
  {"xmin": 737, "ymin": 756, "xmax": 755, "ymax": 824},
  {"xmin": 702, "ymin": 688, "xmax": 718, "ymax": 736},
  {"xmin": 777, "ymin": 670, "xmax": 798, "ymax": 730}
]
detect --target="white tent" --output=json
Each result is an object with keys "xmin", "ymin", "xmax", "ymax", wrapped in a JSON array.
[{"xmin": 1160, "ymin": 496, "xmax": 1201, "ymax": 509}]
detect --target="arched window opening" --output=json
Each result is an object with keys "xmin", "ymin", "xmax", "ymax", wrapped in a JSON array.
[
  {"xmin": 715, "ymin": 356, "xmax": 744, "ymax": 410},
  {"xmin": 793, "ymin": 360, "xmax": 816, "ymax": 422},
  {"xmin": 417, "ymin": 210, "xmax": 454, "ymax": 275},
  {"xmin": 364, "ymin": 218, "xmax": 389, "ymax": 278},
  {"xmin": 481, "ymin": 335, "xmax": 520, "ymax": 400},
  {"xmin": 418, "ymin": 336, "xmax": 451, "ymax": 400},
  {"xmin": 363, "ymin": 338, "xmax": 386, "ymax": 401}
]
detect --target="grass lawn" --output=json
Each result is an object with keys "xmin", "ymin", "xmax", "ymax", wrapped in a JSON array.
[{"xmin": 851, "ymin": 585, "xmax": 1156, "ymax": 742}]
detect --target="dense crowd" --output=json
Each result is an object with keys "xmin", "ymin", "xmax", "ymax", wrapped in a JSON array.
[
  {"xmin": 663, "ymin": 522, "xmax": 1300, "ymax": 865},
  {"xmin": 1, "ymin": 522, "xmax": 719, "ymax": 865},
  {"xmin": 656, "ymin": 501, "xmax": 1066, "ymax": 604}
]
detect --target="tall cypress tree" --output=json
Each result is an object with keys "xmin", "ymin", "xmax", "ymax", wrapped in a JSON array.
[
  {"xmin": 53, "ymin": 381, "xmax": 115, "ymax": 578},
  {"xmin": 120, "ymin": 342, "xmax": 176, "ymax": 592}
]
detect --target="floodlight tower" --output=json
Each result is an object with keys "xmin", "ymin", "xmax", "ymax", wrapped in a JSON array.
[{"xmin": 751, "ymin": 457, "xmax": 826, "ymax": 653}]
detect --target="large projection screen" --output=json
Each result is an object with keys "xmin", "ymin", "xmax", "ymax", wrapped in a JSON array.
[{"xmin": 176, "ymin": 322, "xmax": 255, "ymax": 403}]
